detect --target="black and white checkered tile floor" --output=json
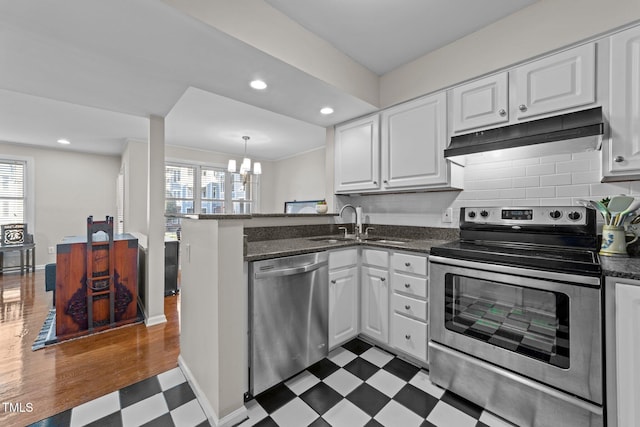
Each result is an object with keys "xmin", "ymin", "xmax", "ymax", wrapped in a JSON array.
[{"xmin": 31, "ymin": 338, "xmax": 515, "ymax": 427}]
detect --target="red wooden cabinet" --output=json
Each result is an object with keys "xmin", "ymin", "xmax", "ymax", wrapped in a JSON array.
[{"xmin": 55, "ymin": 235, "xmax": 139, "ymax": 341}]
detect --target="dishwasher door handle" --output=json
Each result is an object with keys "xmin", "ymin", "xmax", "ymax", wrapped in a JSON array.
[{"xmin": 254, "ymin": 260, "xmax": 328, "ymax": 279}]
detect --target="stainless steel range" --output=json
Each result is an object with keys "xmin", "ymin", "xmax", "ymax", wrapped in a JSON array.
[{"xmin": 429, "ymin": 206, "xmax": 603, "ymax": 427}]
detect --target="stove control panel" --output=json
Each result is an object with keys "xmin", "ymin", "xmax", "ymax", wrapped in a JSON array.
[{"xmin": 462, "ymin": 206, "xmax": 589, "ymax": 225}]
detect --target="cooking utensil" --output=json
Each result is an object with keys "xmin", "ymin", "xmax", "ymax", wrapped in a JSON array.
[
  {"xmin": 589, "ymin": 200, "xmax": 611, "ymax": 224},
  {"xmin": 608, "ymin": 195, "xmax": 635, "ymax": 225},
  {"xmin": 631, "ymin": 215, "xmax": 640, "ymax": 225},
  {"xmin": 615, "ymin": 198, "xmax": 640, "ymax": 226}
]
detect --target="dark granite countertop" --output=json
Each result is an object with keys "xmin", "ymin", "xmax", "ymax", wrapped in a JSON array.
[
  {"xmin": 601, "ymin": 255, "xmax": 640, "ymax": 280},
  {"xmin": 167, "ymin": 213, "xmax": 337, "ymax": 220},
  {"xmin": 245, "ymin": 235, "xmax": 453, "ymax": 262}
]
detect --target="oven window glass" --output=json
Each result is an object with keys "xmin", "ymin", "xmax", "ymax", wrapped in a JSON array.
[{"xmin": 444, "ymin": 274, "xmax": 569, "ymax": 369}]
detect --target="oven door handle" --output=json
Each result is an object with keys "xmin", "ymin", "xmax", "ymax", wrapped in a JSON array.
[{"xmin": 428, "ymin": 255, "xmax": 601, "ymax": 287}]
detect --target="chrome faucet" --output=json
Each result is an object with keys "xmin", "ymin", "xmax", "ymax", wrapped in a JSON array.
[{"xmin": 339, "ymin": 204, "xmax": 360, "ymax": 237}]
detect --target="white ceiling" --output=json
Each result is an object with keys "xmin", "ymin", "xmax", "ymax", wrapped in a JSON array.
[
  {"xmin": 0, "ymin": 0, "xmax": 537, "ymax": 158},
  {"xmin": 265, "ymin": 0, "xmax": 539, "ymax": 75}
]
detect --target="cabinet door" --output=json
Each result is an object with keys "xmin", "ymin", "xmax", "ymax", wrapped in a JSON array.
[
  {"xmin": 381, "ymin": 93, "xmax": 448, "ymax": 189},
  {"xmin": 606, "ymin": 26, "xmax": 640, "ymax": 176},
  {"xmin": 329, "ymin": 266, "xmax": 359, "ymax": 348},
  {"xmin": 451, "ymin": 72, "xmax": 509, "ymax": 133},
  {"xmin": 361, "ymin": 265, "xmax": 389, "ymax": 343},
  {"xmin": 335, "ymin": 114, "xmax": 380, "ymax": 193},
  {"xmin": 512, "ymin": 43, "xmax": 596, "ymax": 120},
  {"xmin": 615, "ymin": 282, "xmax": 640, "ymax": 427}
]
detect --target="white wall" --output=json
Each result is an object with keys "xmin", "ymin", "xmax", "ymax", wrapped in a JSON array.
[
  {"xmin": 344, "ymin": 151, "xmax": 640, "ymax": 229},
  {"xmin": 122, "ymin": 140, "xmax": 148, "ymax": 235},
  {"xmin": 380, "ymin": 0, "xmax": 640, "ymax": 107},
  {"xmin": 0, "ymin": 141, "xmax": 120, "ymax": 265},
  {"xmin": 260, "ymin": 147, "xmax": 326, "ymax": 213}
]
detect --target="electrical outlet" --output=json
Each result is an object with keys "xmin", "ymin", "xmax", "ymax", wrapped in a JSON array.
[
  {"xmin": 48, "ymin": 246, "xmax": 55, "ymax": 254},
  {"xmin": 442, "ymin": 208, "xmax": 453, "ymax": 223}
]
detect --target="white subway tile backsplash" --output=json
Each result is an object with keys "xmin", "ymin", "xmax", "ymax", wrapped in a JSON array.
[
  {"xmin": 540, "ymin": 173, "xmax": 571, "ymax": 187},
  {"xmin": 467, "ymin": 166, "xmax": 523, "ymax": 180},
  {"xmin": 512, "ymin": 176, "xmax": 540, "ymax": 188},
  {"xmin": 541, "ymin": 198, "xmax": 572, "ymax": 206},
  {"xmin": 468, "ymin": 178, "xmax": 512, "ymax": 190},
  {"xmin": 474, "ymin": 190, "xmax": 502, "ymax": 200},
  {"xmin": 526, "ymin": 163, "xmax": 555, "ymax": 176},
  {"xmin": 499, "ymin": 188, "xmax": 526, "ymax": 199},
  {"xmin": 510, "ymin": 199, "xmax": 541, "ymax": 206},
  {"xmin": 630, "ymin": 181, "xmax": 640, "ymax": 194},
  {"xmin": 556, "ymin": 184, "xmax": 589, "ymax": 197},
  {"xmin": 590, "ymin": 182, "xmax": 632, "ymax": 197},
  {"xmin": 572, "ymin": 151, "xmax": 599, "ymax": 160},
  {"xmin": 556, "ymin": 159, "xmax": 591, "ymax": 173},
  {"xmin": 572, "ymin": 170, "xmax": 601, "ymax": 184},
  {"xmin": 526, "ymin": 187, "xmax": 556, "ymax": 198},
  {"xmin": 512, "ymin": 158, "xmax": 540, "ymax": 167},
  {"xmin": 540, "ymin": 153, "xmax": 572, "ymax": 164}
]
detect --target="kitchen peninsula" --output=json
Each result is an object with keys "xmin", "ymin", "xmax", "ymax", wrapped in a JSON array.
[{"xmin": 176, "ymin": 212, "xmax": 458, "ymax": 426}]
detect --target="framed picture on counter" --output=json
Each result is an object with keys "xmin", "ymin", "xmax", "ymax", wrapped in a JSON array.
[{"xmin": 2, "ymin": 223, "xmax": 26, "ymax": 246}]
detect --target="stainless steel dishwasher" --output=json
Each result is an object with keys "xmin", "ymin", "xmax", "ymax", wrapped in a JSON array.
[{"xmin": 249, "ymin": 251, "xmax": 329, "ymax": 396}]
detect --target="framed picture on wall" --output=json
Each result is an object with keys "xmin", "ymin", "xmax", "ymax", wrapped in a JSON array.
[{"xmin": 2, "ymin": 223, "xmax": 26, "ymax": 246}]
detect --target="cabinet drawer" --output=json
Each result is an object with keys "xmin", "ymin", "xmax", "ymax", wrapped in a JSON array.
[
  {"xmin": 329, "ymin": 248, "xmax": 358, "ymax": 270},
  {"xmin": 392, "ymin": 313, "xmax": 427, "ymax": 361},
  {"xmin": 392, "ymin": 252, "xmax": 427, "ymax": 275},
  {"xmin": 362, "ymin": 248, "xmax": 389, "ymax": 268},
  {"xmin": 392, "ymin": 272, "xmax": 427, "ymax": 298},
  {"xmin": 392, "ymin": 293, "xmax": 427, "ymax": 321}
]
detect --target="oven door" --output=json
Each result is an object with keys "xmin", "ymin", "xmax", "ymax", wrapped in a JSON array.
[{"xmin": 429, "ymin": 255, "xmax": 602, "ymax": 404}]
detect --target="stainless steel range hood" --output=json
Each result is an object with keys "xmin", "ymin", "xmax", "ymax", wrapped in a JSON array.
[{"xmin": 445, "ymin": 107, "xmax": 604, "ymax": 163}]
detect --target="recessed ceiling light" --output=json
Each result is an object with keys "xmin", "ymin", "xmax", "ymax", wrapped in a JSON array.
[
  {"xmin": 250, "ymin": 80, "xmax": 267, "ymax": 90},
  {"xmin": 320, "ymin": 107, "xmax": 334, "ymax": 115},
  {"xmin": 57, "ymin": 139, "xmax": 71, "ymax": 145}
]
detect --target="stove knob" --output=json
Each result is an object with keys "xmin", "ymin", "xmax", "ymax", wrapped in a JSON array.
[
  {"xmin": 480, "ymin": 210, "xmax": 489, "ymax": 218},
  {"xmin": 549, "ymin": 210, "xmax": 562, "ymax": 219},
  {"xmin": 468, "ymin": 211, "xmax": 476, "ymax": 218},
  {"xmin": 568, "ymin": 211, "xmax": 582, "ymax": 221}
]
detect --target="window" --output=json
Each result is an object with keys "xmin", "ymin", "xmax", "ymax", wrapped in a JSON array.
[
  {"xmin": 165, "ymin": 162, "xmax": 259, "ymax": 232},
  {"xmin": 0, "ymin": 159, "xmax": 26, "ymax": 225}
]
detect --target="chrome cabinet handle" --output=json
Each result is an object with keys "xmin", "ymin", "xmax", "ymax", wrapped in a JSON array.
[
  {"xmin": 615, "ymin": 156, "xmax": 625, "ymax": 163},
  {"xmin": 405, "ymin": 262, "xmax": 411, "ymax": 267},
  {"xmin": 383, "ymin": 180, "xmax": 388, "ymax": 184},
  {"xmin": 498, "ymin": 108, "xmax": 506, "ymax": 116},
  {"xmin": 405, "ymin": 334, "xmax": 411, "ymax": 340},
  {"xmin": 330, "ymin": 280, "xmax": 336, "ymax": 284},
  {"xmin": 404, "ymin": 304, "xmax": 411, "ymax": 310},
  {"xmin": 373, "ymin": 181, "xmax": 378, "ymax": 185},
  {"xmin": 404, "ymin": 283, "xmax": 410, "ymax": 288},
  {"xmin": 519, "ymin": 104, "xmax": 527, "ymax": 112},
  {"xmin": 380, "ymin": 277, "xmax": 386, "ymax": 282}
]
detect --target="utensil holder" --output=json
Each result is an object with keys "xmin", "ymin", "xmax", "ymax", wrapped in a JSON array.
[{"xmin": 600, "ymin": 225, "xmax": 639, "ymax": 256}]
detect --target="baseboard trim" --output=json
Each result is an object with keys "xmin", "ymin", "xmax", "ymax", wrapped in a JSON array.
[
  {"xmin": 144, "ymin": 314, "xmax": 167, "ymax": 327},
  {"xmin": 178, "ymin": 355, "xmax": 248, "ymax": 427}
]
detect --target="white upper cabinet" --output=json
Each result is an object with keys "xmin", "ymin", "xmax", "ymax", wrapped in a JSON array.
[
  {"xmin": 450, "ymin": 43, "xmax": 597, "ymax": 135},
  {"xmin": 603, "ymin": 25, "xmax": 640, "ymax": 180},
  {"xmin": 334, "ymin": 114, "xmax": 380, "ymax": 193},
  {"xmin": 511, "ymin": 43, "xmax": 596, "ymax": 120},
  {"xmin": 451, "ymin": 73, "xmax": 509, "ymax": 133},
  {"xmin": 381, "ymin": 92, "xmax": 461, "ymax": 189}
]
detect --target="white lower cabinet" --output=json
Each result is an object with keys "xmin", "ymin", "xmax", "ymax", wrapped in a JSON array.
[
  {"xmin": 390, "ymin": 252, "xmax": 429, "ymax": 363},
  {"xmin": 606, "ymin": 277, "xmax": 640, "ymax": 427},
  {"xmin": 391, "ymin": 313, "xmax": 427, "ymax": 361},
  {"xmin": 328, "ymin": 249, "xmax": 359, "ymax": 349},
  {"xmin": 360, "ymin": 249, "xmax": 389, "ymax": 344}
]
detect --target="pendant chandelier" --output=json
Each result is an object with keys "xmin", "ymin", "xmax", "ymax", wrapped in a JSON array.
[{"xmin": 228, "ymin": 136, "xmax": 261, "ymax": 187}]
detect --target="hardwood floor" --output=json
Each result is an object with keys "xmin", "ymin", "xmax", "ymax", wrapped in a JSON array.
[{"xmin": 0, "ymin": 270, "xmax": 180, "ymax": 427}]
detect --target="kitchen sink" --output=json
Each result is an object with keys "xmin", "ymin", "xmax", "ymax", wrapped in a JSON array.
[
  {"xmin": 361, "ymin": 237, "xmax": 408, "ymax": 245},
  {"xmin": 308, "ymin": 236, "xmax": 355, "ymax": 243}
]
